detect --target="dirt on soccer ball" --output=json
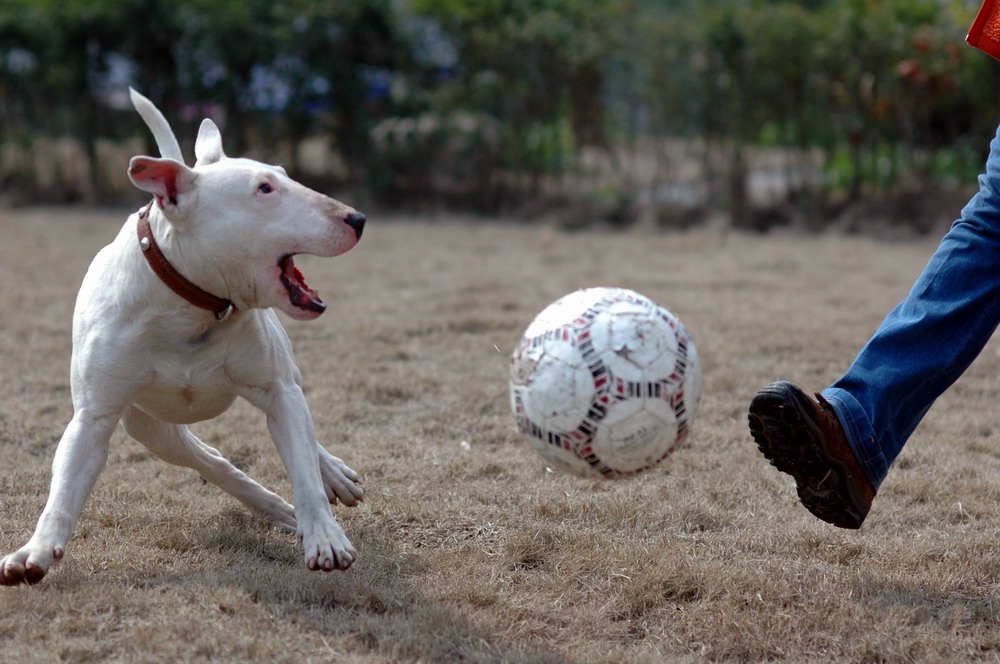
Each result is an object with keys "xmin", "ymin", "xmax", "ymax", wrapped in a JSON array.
[{"xmin": 3, "ymin": 208, "xmax": 1000, "ymax": 662}]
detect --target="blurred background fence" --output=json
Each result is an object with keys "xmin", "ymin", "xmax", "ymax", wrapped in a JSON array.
[{"xmin": 1, "ymin": 0, "xmax": 998, "ymax": 232}]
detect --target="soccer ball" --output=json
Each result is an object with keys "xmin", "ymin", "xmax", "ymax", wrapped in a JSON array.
[{"xmin": 509, "ymin": 287, "xmax": 701, "ymax": 479}]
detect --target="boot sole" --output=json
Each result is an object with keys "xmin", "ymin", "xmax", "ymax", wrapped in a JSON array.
[{"xmin": 748, "ymin": 382, "xmax": 870, "ymax": 529}]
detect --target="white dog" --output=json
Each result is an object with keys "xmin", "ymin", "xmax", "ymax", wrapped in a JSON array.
[{"xmin": 0, "ymin": 90, "xmax": 367, "ymax": 585}]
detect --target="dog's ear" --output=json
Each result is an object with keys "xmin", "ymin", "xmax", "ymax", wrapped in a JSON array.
[
  {"xmin": 128, "ymin": 156, "xmax": 198, "ymax": 217},
  {"xmin": 195, "ymin": 119, "xmax": 226, "ymax": 166}
]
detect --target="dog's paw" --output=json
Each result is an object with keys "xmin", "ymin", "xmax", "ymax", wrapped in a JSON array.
[
  {"xmin": 299, "ymin": 517, "xmax": 356, "ymax": 572},
  {"xmin": 0, "ymin": 542, "xmax": 64, "ymax": 586},
  {"xmin": 259, "ymin": 497, "xmax": 298, "ymax": 533},
  {"xmin": 318, "ymin": 448, "xmax": 364, "ymax": 507}
]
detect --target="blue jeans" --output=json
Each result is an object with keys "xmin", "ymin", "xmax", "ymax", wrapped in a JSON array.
[{"xmin": 822, "ymin": 123, "xmax": 1000, "ymax": 489}]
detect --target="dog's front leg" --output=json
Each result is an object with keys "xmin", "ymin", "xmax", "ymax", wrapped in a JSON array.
[
  {"xmin": 261, "ymin": 384, "xmax": 356, "ymax": 571},
  {"xmin": 1, "ymin": 410, "xmax": 119, "ymax": 585}
]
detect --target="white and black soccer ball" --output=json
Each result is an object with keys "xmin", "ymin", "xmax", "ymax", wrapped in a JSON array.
[{"xmin": 509, "ymin": 287, "xmax": 702, "ymax": 480}]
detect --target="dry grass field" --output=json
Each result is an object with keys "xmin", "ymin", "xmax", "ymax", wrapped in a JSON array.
[{"xmin": 4, "ymin": 207, "xmax": 1000, "ymax": 663}]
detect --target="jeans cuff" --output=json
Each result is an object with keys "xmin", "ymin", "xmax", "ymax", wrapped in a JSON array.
[{"xmin": 820, "ymin": 387, "xmax": 888, "ymax": 489}]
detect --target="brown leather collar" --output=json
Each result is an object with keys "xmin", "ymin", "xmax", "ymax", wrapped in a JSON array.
[{"xmin": 136, "ymin": 201, "xmax": 235, "ymax": 321}]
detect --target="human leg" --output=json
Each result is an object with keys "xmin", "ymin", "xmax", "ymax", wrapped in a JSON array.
[{"xmin": 750, "ymin": 123, "xmax": 1000, "ymax": 526}]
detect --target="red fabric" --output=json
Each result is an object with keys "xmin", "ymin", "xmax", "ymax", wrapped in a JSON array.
[{"xmin": 968, "ymin": 0, "xmax": 1000, "ymax": 60}]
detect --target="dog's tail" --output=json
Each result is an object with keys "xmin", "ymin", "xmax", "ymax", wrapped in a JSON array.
[{"xmin": 129, "ymin": 88, "xmax": 184, "ymax": 164}]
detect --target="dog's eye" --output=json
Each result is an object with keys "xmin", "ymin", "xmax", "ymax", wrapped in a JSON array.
[{"xmin": 258, "ymin": 183, "xmax": 274, "ymax": 194}]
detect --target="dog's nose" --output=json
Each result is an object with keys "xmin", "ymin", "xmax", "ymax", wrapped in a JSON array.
[{"xmin": 344, "ymin": 211, "xmax": 366, "ymax": 239}]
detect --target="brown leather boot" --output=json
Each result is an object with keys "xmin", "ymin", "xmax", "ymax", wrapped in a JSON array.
[{"xmin": 748, "ymin": 381, "xmax": 876, "ymax": 529}]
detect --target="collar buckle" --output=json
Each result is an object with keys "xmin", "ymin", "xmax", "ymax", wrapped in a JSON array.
[{"xmin": 215, "ymin": 303, "xmax": 235, "ymax": 322}]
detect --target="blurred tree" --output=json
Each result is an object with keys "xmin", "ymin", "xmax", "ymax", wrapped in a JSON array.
[
  {"xmin": 0, "ymin": 0, "xmax": 129, "ymax": 199},
  {"xmin": 0, "ymin": 0, "xmax": 997, "ymax": 227},
  {"xmin": 414, "ymin": 0, "xmax": 626, "ymax": 189},
  {"xmin": 271, "ymin": 0, "xmax": 412, "ymax": 177}
]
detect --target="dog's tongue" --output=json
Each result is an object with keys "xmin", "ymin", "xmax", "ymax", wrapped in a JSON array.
[{"xmin": 280, "ymin": 256, "xmax": 326, "ymax": 312}]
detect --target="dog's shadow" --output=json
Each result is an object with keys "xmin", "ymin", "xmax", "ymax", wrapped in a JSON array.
[{"xmin": 118, "ymin": 510, "xmax": 571, "ymax": 663}]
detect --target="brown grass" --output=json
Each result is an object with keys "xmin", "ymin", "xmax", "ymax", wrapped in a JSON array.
[{"xmin": 3, "ymin": 207, "xmax": 1000, "ymax": 662}]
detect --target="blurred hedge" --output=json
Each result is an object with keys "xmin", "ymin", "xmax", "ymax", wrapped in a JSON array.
[{"xmin": 0, "ymin": 0, "xmax": 997, "ymax": 227}]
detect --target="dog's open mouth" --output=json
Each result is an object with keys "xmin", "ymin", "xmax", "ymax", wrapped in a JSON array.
[{"xmin": 279, "ymin": 254, "xmax": 327, "ymax": 314}]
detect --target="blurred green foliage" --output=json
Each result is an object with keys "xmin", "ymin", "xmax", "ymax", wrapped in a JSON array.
[{"xmin": 0, "ymin": 0, "xmax": 997, "ymax": 221}]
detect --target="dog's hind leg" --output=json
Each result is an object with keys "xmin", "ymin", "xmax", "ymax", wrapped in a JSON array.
[
  {"xmin": 121, "ymin": 407, "xmax": 297, "ymax": 532},
  {"xmin": 317, "ymin": 445, "xmax": 364, "ymax": 507}
]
